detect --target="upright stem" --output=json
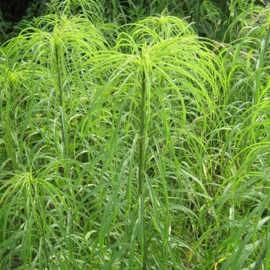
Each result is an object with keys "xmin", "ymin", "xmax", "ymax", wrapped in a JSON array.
[
  {"xmin": 54, "ymin": 39, "xmax": 68, "ymax": 160},
  {"xmin": 4, "ymin": 80, "xmax": 19, "ymax": 170},
  {"xmin": 247, "ymin": 26, "xmax": 270, "ymax": 148},
  {"xmin": 38, "ymin": 198, "xmax": 50, "ymax": 270},
  {"xmin": 138, "ymin": 68, "xmax": 147, "ymax": 269},
  {"xmin": 253, "ymin": 26, "xmax": 270, "ymax": 108}
]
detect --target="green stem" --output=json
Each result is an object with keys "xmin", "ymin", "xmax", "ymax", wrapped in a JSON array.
[
  {"xmin": 138, "ymin": 68, "xmax": 147, "ymax": 269},
  {"xmin": 54, "ymin": 40, "xmax": 68, "ymax": 160},
  {"xmin": 4, "ymin": 81, "xmax": 19, "ymax": 170},
  {"xmin": 253, "ymin": 26, "xmax": 270, "ymax": 107},
  {"xmin": 246, "ymin": 26, "xmax": 270, "ymax": 148},
  {"xmin": 38, "ymin": 198, "xmax": 50, "ymax": 270}
]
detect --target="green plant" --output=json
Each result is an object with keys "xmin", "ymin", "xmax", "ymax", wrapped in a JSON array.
[{"xmin": 0, "ymin": 1, "xmax": 270, "ymax": 269}]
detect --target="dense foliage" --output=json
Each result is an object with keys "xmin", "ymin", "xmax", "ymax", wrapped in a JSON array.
[{"xmin": 0, "ymin": 0, "xmax": 270, "ymax": 269}]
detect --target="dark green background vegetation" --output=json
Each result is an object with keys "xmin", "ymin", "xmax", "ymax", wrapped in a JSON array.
[{"xmin": 0, "ymin": 0, "xmax": 268, "ymax": 41}]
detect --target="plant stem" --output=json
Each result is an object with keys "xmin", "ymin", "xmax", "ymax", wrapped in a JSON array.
[
  {"xmin": 4, "ymin": 80, "xmax": 19, "ymax": 170},
  {"xmin": 138, "ymin": 67, "xmax": 147, "ymax": 269},
  {"xmin": 253, "ymin": 26, "xmax": 270, "ymax": 107},
  {"xmin": 54, "ymin": 37, "xmax": 68, "ymax": 160}
]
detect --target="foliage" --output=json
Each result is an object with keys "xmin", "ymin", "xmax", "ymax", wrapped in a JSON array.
[{"xmin": 0, "ymin": 0, "xmax": 270, "ymax": 269}]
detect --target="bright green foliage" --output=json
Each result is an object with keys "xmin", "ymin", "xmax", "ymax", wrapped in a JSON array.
[{"xmin": 0, "ymin": 1, "xmax": 270, "ymax": 269}]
